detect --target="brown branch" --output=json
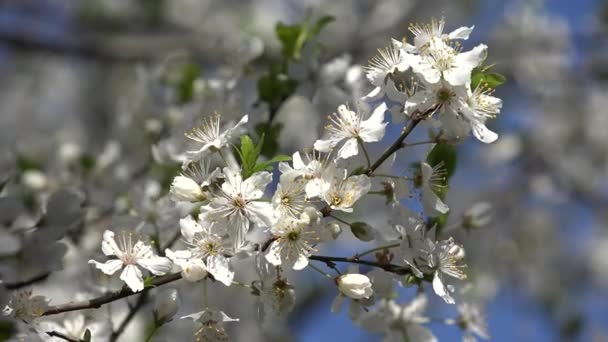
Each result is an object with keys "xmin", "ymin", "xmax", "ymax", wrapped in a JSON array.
[
  {"xmin": 364, "ymin": 104, "xmax": 440, "ymax": 176},
  {"xmin": 45, "ymin": 331, "xmax": 84, "ymax": 342},
  {"xmin": 109, "ymin": 292, "xmax": 149, "ymax": 342},
  {"xmin": 4, "ymin": 272, "xmax": 50, "ymax": 290},
  {"xmin": 41, "ymin": 272, "xmax": 182, "ymax": 317}
]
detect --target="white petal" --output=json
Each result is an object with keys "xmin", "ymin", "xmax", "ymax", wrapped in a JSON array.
[
  {"xmin": 292, "ymin": 151, "xmax": 305, "ymax": 169},
  {"xmin": 180, "ymin": 216, "xmax": 203, "ymax": 243},
  {"xmin": 448, "ymin": 26, "xmax": 474, "ymax": 40},
  {"xmin": 291, "ymin": 250, "xmax": 309, "ymax": 270},
  {"xmin": 359, "ymin": 103, "xmax": 387, "ymax": 142},
  {"xmin": 248, "ymin": 201, "xmax": 275, "ymax": 228},
  {"xmin": 243, "ymin": 171, "xmax": 272, "ymax": 199},
  {"xmin": 207, "ymin": 255, "xmax": 234, "ymax": 286},
  {"xmin": 445, "ymin": 44, "xmax": 487, "ymax": 86},
  {"xmin": 101, "ymin": 230, "xmax": 123, "ymax": 258},
  {"xmin": 471, "ymin": 122, "xmax": 498, "ymax": 144},
  {"xmin": 165, "ymin": 249, "xmax": 192, "ymax": 268},
  {"xmin": 88, "ymin": 259, "xmax": 123, "ymax": 275},
  {"xmin": 314, "ymin": 136, "xmax": 342, "ymax": 152},
  {"xmin": 337, "ymin": 138, "xmax": 359, "ymax": 160},
  {"xmin": 432, "ymin": 272, "xmax": 455, "ymax": 304},
  {"xmin": 137, "ymin": 256, "xmax": 172, "ymax": 275},
  {"xmin": 264, "ymin": 242, "xmax": 282, "ymax": 266},
  {"xmin": 120, "ymin": 264, "xmax": 144, "ymax": 292},
  {"xmin": 423, "ymin": 186, "xmax": 449, "ymax": 215},
  {"xmin": 361, "ymin": 86, "xmax": 383, "ymax": 101}
]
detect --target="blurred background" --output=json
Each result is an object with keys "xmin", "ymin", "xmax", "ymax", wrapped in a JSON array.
[{"xmin": 0, "ymin": 0, "xmax": 607, "ymax": 341}]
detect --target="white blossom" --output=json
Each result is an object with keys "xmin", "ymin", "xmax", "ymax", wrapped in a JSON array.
[
  {"xmin": 404, "ymin": 17, "xmax": 474, "ymax": 53},
  {"xmin": 423, "ymin": 238, "xmax": 467, "ymax": 304},
  {"xmin": 184, "ymin": 113, "xmax": 248, "ymax": 164},
  {"xmin": 320, "ymin": 169, "xmax": 371, "ymax": 212},
  {"xmin": 357, "ymin": 295, "xmax": 437, "ymax": 342},
  {"xmin": 88, "ymin": 230, "xmax": 172, "ymax": 292},
  {"xmin": 314, "ymin": 102, "xmax": 388, "ymax": 160},
  {"xmin": 279, "ymin": 150, "xmax": 336, "ymax": 198},
  {"xmin": 166, "ymin": 215, "xmax": 234, "ymax": 286},
  {"xmin": 363, "ymin": 43, "xmax": 412, "ymax": 102},
  {"xmin": 200, "ymin": 167, "xmax": 273, "ymax": 249},
  {"xmin": 420, "ymin": 162, "xmax": 450, "ymax": 215},
  {"xmin": 408, "ymin": 39, "xmax": 486, "ymax": 86},
  {"xmin": 182, "ymin": 308, "xmax": 239, "ymax": 342},
  {"xmin": 170, "ymin": 161, "xmax": 220, "ymax": 202},
  {"xmin": 265, "ymin": 211, "xmax": 321, "ymax": 270}
]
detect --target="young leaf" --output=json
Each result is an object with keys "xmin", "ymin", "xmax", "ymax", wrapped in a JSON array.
[{"xmin": 471, "ymin": 66, "xmax": 506, "ymax": 90}]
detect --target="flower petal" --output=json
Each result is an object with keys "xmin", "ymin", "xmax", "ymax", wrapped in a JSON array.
[
  {"xmin": 207, "ymin": 255, "xmax": 234, "ymax": 286},
  {"xmin": 120, "ymin": 264, "xmax": 144, "ymax": 292},
  {"xmin": 88, "ymin": 259, "xmax": 123, "ymax": 275},
  {"xmin": 137, "ymin": 256, "xmax": 172, "ymax": 275},
  {"xmin": 101, "ymin": 230, "xmax": 123, "ymax": 258}
]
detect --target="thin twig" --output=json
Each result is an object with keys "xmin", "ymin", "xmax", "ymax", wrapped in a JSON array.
[
  {"xmin": 364, "ymin": 105, "xmax": 440, "ymax": 176},
  {"xmin": 109, "ymin": 292, "xmax": 148, "ymax": 342},
  {"xmin": 4, "ymin": 272, "xmax": 50, "ymax": 290},
  {"xmin": 45, "ymin": 331, "xmax": 84, "ymax": 342},
  {"xmin": 41, "ymin": 272, "xmax": 182, "ymax": 317}
]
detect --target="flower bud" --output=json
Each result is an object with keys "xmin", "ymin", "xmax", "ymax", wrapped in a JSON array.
[
  {"xmin": 22, "ymin": 170, "xmax": 48, "ymax": 191},
  {"xmin": 59, "ymin": 142, "xmax": 82, "ymax": 164},
  {"xmin": 154, "ymin": 288, "xmax": 180, "ymax": 325},
  {"xmin": 336, "ymin": 273, "xmax": 373, "ymax": 299},
  {"xmin": 327, "ymin": 223, "xmax": 342, "ymax": 240},
  {"xmin": 181, "ymin": 259, "xmax": 208, "ymax": 282},
  {"xmin": 170, "ymin": 176, "xmax": 206, "ymax": 202},
  {"xmin": 350, "ymin": 222, "xmax": 374, "ymax": 242},
  {"xmin": 462, "ymin": 202, "xmax": 492, "ymax": 229}
]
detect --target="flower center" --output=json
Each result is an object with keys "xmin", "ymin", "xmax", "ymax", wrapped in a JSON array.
[
  {"xmin": 331, "ymin": 195, "xmax": 343, "ymax": 206},
  {"xmin": 437, "ymin": 87, "xmax": 453, "ymax": 103},
  {"xmin": 287, "ymin": 231, "xmax": 300, "ymax": 241},
  {"xmin": 233, "ymin": 196, "xmax": 247, "ymax": 209}
]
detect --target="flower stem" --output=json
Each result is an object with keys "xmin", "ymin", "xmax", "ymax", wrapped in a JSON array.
[
  {"xmin": 357, "ymin": 137, "xmax": 372, "ymax": 169},
  {"xmin": 308, "ymin": 262, "xmax": 334, "ymax": 279},
  {"xmin": 329, "ymin": 214, "xmax": 350, "ymax": 226},
  {"xmin": 355, "ymin": 242, "xmax": 400, "ymax": 259},
  {"xmin": 144, "ymin": 324, "xmax": 160, "ymax": 342}
]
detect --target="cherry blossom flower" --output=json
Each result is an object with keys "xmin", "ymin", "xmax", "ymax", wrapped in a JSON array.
[
  {"xmin": 200, "ymin": 167, "xmax": 273, "ymax": 249},
  {"xmin": 314, "ymin": 102, "xmax": 388, "ymax": 160},
  {"xmin": 320, "ymin": 169, "xmax": 371, "ymax": 212},
  {"xmin": 88, "ymin": 230, "xmax": 172, "ymax": 292},
  {"xmin": 182, "ymin": 308, "xmax": 239, "ymax": 342},
  {"xmin": 166, "ymin": 215, "xmax": 234, "ymax": 286},
  {"xmin": 184, "ymin": 113, "xmax": 248, "ymax": 165},
  {"xmin": 265, "ymin": 210, "xmax": 322, "ymax": 270},
  {"xmin": 423, "ymin": 237, "xmax": 467, "ymax": 304}
]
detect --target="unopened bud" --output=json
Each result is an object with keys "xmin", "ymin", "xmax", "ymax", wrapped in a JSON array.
[
  {"xmin": 154, "ymin": 288, "xmax": 180, "ymax": 325},
  {"xmin": 170, "ymin": 176, "xmax": 206, "ymax": 202},
  {"xmin": 336, "ymin": 273, "xmax": 373, "ymax": 299},
  {"xmin": 22, "ymin": 170, "xmax": 48, "ymax": 191},
  {"xmin": 327, "ymin": 223, "xmax": 342, "ymax": 240},
  {"xmin": 350, "ymin": 222, "xmax": 374, "ymax": 242}
]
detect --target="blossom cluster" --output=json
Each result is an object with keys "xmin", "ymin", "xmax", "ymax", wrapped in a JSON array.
[{"xmin": 1, "ymin": 18, "xmax": 499, "ymax": 342}]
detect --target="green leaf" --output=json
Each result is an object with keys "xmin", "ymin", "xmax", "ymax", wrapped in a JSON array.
[
  {"xmin": 426, "ymin": 143, "xmax": 457, "ymax": 179},
  {"xmin": 0, "ymin": 320, "xmax": 15, "ymax": 341},
  {"xmin": 236, "ymin": 134, "xmax": 291, "ymax": 179},
  {"xmin": 143, "ymin": 276, "xmax": 156, "ymax": 288},
  {"xmin": 275, "ymin": 15, "xmax": 335, "ymax": 61},
  {"xmin": 471, "ymin": 66, "xmax": 506, "ymax": 90},
  {"xmin": 177, "ymin": 63, "xmax": 201, "ymax": 104},
  {"xmin": 255, "ymin": 122, "xmax": 284, "ymax": 157},
  {"xmin": 309, "ymin": 15, "xmax": 335, "ymax": 37},
  {"xmin": 257, "ymin": 70, "xmax": 298, "ymax": 108}
]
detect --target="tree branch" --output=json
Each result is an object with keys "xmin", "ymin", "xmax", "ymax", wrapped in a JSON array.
[
  {"xmin": 41, "ymin": 272, "xmax": 182, "ymax": 317},
  {"xmin": 364, "ymin": 104, "xmax": 440, "ymax": 176}
]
